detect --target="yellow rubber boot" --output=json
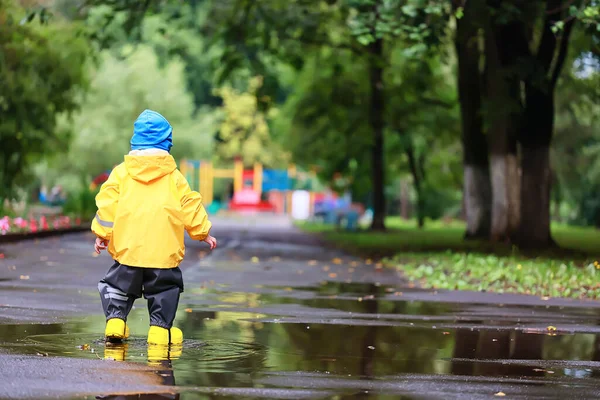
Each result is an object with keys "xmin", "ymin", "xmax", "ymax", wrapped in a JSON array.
[
  {"xmin": 104, "ymin": 343, "xmax": 128, "ymax": 361},
  {"xmin": 169, "ymin": 327, "xmax": 183, "ymax": 344},
  {"xmin": 105, "ymin": 318, "xmax": 129, "ymax": 342},
  {"xmin": 147, "ymin": 326, "xmax": 183, "ymax": 345}
]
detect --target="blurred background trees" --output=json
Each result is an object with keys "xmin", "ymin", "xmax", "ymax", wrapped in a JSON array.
[{"xmin": 1, "ymin": 0, "xmax": 599, "ymax": 249}]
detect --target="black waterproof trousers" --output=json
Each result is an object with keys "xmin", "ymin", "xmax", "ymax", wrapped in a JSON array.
[{"xmin": 98, "ymin": 262, "xmax": 184, "ymax": 329}]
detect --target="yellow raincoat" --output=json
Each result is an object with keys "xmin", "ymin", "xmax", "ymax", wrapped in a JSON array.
[{"xmin": 91, "ymin": 154, "xmax": 211, "ymax": 269}]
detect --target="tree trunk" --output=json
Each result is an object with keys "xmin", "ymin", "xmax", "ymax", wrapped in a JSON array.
[
  {"xmin": 406, "ymin": 136, "xmax": 425, "ymax": 229},
  {"xmin": 368, "ymin": 38, "xmax": 386, "ymax": 231},
  {"xmin": 455, "ymin": 1, "xmax": 491, "ymax": 239},
  {"xmin": 400, "ymin": 180, "xmax": 410, "ymax": 220},
  {"xmin": 518, "ymin": 144, "xmax": 554, "ymax": 248},
  {"xmin": 507, "ymin": 153, "xmax": 521, "ymax": 233},
  {"xmin": 516, "ymin": 87, "xmax": 556, "ymax": 248},
  {"xmin": 463, "ymin": 165, "xmax": 491, "ymax": 239},
  {"xmin": 485, "ymin": 13, "xmax": 521, "ymax": 242}
]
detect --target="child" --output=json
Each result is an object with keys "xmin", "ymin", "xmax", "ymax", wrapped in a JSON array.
[{"xmin": 92, "ymin": 109, "xmax": 217, "ymax": 346}]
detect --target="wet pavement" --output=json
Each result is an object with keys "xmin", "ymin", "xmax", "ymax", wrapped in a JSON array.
[{"xmin": 2, "ymin": 215, "xmax": 600, "ymax": 399}]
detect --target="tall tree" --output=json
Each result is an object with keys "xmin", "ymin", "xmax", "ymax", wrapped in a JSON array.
[
  {"xmin": 453, "ymin": 0, "xmax": 596, "ymax": 248},
  {"xmin": 214, "ymin": 76, "xmax": 289, "ymax": 167},
  {"xmin": 0, "ymin": 0, "xmax": 88, "ymax": 210}
]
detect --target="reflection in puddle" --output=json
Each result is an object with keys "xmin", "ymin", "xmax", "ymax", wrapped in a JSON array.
[{"xmin": 3, "ymin": 281, "xmax": 600, "ymax": 398}]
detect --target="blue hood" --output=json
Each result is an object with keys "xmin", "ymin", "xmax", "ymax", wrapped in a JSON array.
[{"xmin": 131, "ymin": 109, "xmax": 173, "ymax": 152}]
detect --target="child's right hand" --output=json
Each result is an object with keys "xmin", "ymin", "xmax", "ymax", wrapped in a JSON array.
[
  {"xmin": 203, "ymin": 235, "xmax": 217, "ymax": 250},
  {"xmin": 95, "ymin": 237, "xmax": 109, "ymax": 254}
]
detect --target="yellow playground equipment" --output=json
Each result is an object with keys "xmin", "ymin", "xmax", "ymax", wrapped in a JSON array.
[{"xmin": 179, "ymin": 159, "xmax": 307, "ymax": 213}]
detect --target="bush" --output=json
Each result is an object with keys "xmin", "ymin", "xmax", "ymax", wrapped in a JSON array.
[{"xmin": 62, "ymin": 187, "xmax": 98, "ymax": 221}]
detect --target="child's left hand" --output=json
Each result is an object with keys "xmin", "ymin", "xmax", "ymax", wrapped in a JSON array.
[
  {"xmin": 203, "ymin": 235, "xmax": 217, "ymax": 250},
  {"xmin": 95, "ymin": 237, "xmax": 109, "ymax": 254}
]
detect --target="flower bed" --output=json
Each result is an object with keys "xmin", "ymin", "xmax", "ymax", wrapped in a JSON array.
[{"xmin": 0, "ymin": 215, "xmax": 89, "ymax": 243}]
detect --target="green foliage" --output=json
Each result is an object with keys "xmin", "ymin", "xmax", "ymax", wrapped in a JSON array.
[
  {"xmin": 0, "ymin": 0, "xmax": 89, "ymax": 204},
  {"xmin": 62, "ymin": 183, "xmax": 98, "ymax": 220},
  {"xmin": 273, "ymin": 49, "xmax": 374, "ymax": 199},
  {"xmin": 552, "ymin": 2, "xmax": 600, "ymax": 33},
  {"xmin": 347, "ymin": 0, "xmax": 450, "ymax": 55},
  {"xmin": 552, "ymin": 42, "xmax": 600, "ymax": 225},
  {"xmin": 38, "ymin": 44, "xmax": 215, "ymax": 191},
  {"xmin": 300, "ymin": 218, "xmax": 600, "ymax": 300},
  {"xmin": 213, "ymin": 76, "xmax": 289, "ymax": 167},
  {"xmin": 391, "ymin": 253, "xmax": 600, "ymax": 300}
]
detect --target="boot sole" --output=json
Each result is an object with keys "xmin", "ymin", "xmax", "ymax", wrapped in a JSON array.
[{"xmin": 105, "ymin": 336, "xmax": 125, "ymax": 343}]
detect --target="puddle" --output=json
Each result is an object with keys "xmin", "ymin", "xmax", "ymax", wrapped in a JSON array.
[{"xmin": 3, "ymin": 282, "xmax": 600, "ymax": 399}]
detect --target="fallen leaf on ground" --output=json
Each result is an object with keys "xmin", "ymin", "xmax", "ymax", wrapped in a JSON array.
[
  {"xmin": 251, "ymin": 256, "xmax": 260, "ymax": 263},
  {"xmin": 494, "ymin": 392, "xmax": 506, "ymax": 397},
  {"xmin": 547, "ymin": 325, "xmax": 557, "ymax": 332},
  {"xmin": 78, "ymin": 344, "xmax": 90, "ymax": 351},
  {"xmin": 332, "ymin": 258, "xmax": 342, "ymax": 264},
  {"xmin": 185, "ymin": 308, "xmax": 193, "ymax": 313},
  {"xmin": 284, "ymin": 287, "xmax": 293, "ymax": 291},
  {"xmin": 19, "ymin": 275, "xmax": 30, "ymax": 280},
  {"xmin": 365, "ymin": 259, "xmax": 373, "ymax": 265},
  {"xmin": 328, "ymin": 273, "xmax": 337, "ymax": 278},
  {"xmin": 0, "ymin": 253, "xmax": 4, "ymax": 259},
  {"xmin": 541, "ymin": 296, "xmax": 550, "ymax": 300},
  {"xmin": 367, "ymin": 346, "xmax": 375, "ymax": 350},
  {"xmin": 394, "ymin": 292, "xmax": 403, "ymax": 296},
  {"xmin": 322, "ymin": 266, "xmax": 330, "ymax": 272},
  {"xmin": 308, "ymin": 260, "xmax": 318, "ymax": 266}
]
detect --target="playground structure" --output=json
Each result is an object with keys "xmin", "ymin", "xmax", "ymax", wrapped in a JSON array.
[
  {"xmin": 179, "ymin": 159, "xmax": 311, "ymax": 215},
  {"xmin": 83, "ymin": 158, "xmax": 367, "ymax": 228}
]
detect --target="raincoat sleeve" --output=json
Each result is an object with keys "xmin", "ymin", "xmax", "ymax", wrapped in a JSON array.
[
  {"xmin": 176, "ymin": 171, "xmax": 212, "ymax": 241},
  {"xmin": 91, "ymin": 168, "xmax": 121, "ymax": 240}
]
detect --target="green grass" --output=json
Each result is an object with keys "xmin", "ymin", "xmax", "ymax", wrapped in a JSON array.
[{"xmin": 296, "ymin": 217, "xmax": 600, "ymax": 300}]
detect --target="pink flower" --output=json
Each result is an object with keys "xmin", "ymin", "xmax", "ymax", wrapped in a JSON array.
[
  {"xmin": 14, "ymin": 217, "xmax": 26, "ymax": 229},
  {"xmin": 0, "ymin": 216, "xmax": 10, "ymax": 235}
]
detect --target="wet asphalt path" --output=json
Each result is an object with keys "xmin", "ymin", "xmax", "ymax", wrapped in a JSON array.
[{"xmin": 1, "ymin": 215, "xmax": 600, "ymax": 399}]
